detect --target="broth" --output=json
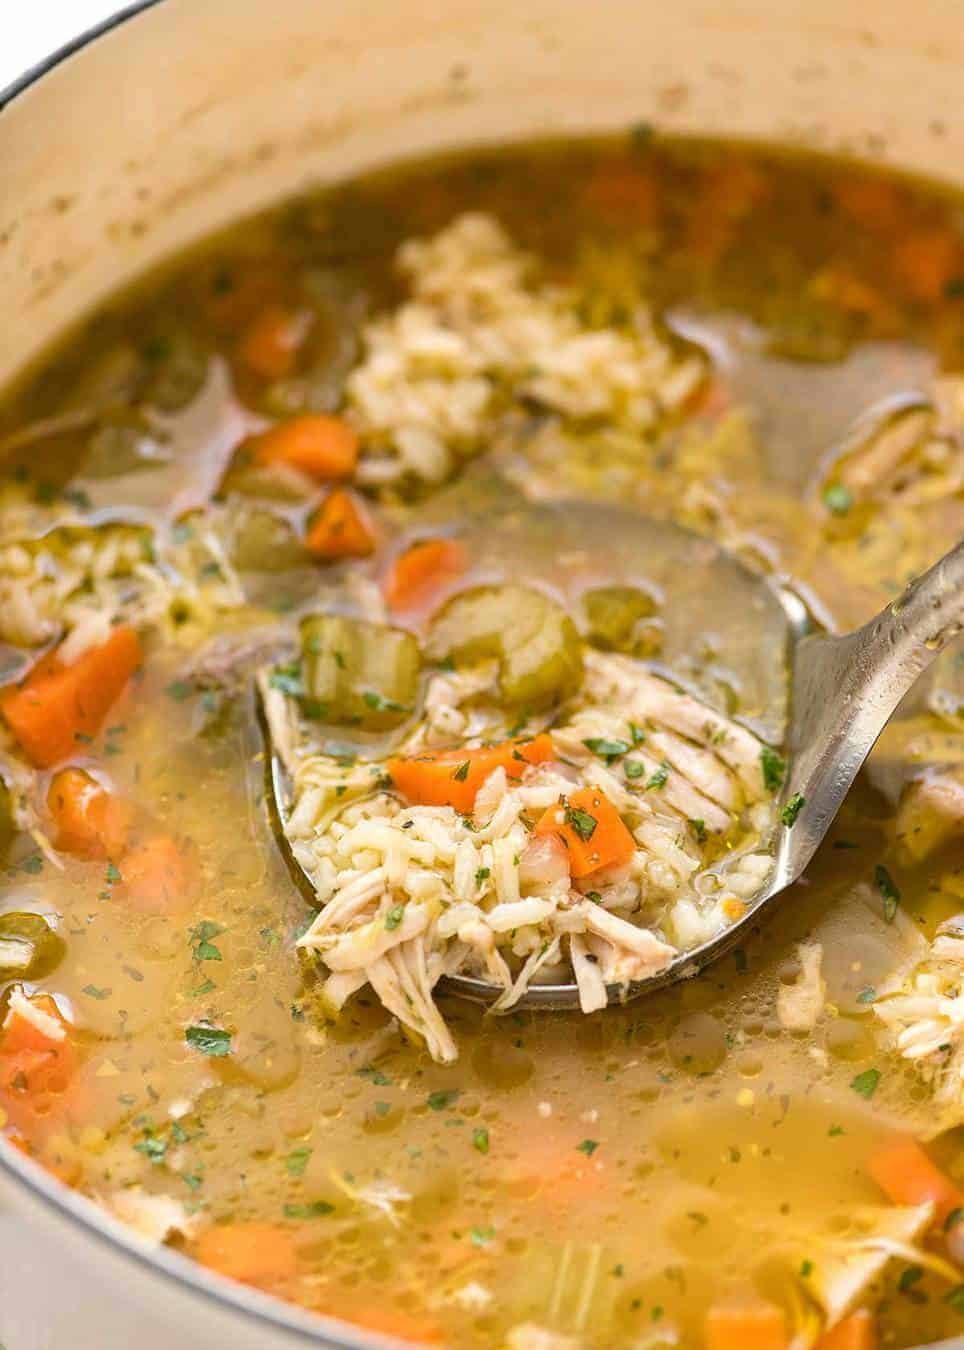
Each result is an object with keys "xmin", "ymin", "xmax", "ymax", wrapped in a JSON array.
[{"xmin": 0, "ymin": 136, "xmax": 961, "ymax": 1348}]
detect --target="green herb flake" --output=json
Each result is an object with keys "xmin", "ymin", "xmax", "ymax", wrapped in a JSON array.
[
  {"xmin": 283, "ymin": 1201, "xmax": 334, "ymax": 1219},
  {"xmin": 800, "ymin": 1259, "xmax": 813, "ymax": 1278},
  {"xmin": 583, "ymin": 737, "xmax": 630, "ymax": 764},
  {"xmin": 688, "ymin": 818, "xmax": 707, "ymax": 844},
  {"xmin": 760, "ymin": 746, "xmax": 786, "ymax": 793},
  {"xmin": 469, "ymin": 1225, "xmax": 496, "ymax": 1247},
  {"xmin": 452, "ymin": 760, "xmax": 471, "ymax": 782},
  {"xmin": 82, "ymin": 985, "xmax": 111, "ymax": 1000},
  {"xmin": 822, "ymin": 484, "xmax": 854, "ymax": 516},
  {"xmin": 192, "ymin": 978, "xmax": 216, "ymax": 997},
  {"xmin": 828, "ymin": 1124, "xmax": 845, "ymax": 1137},
  {"xmin": 564, "ymin": 805, "xmax": 598, "ymax": 842},
  {"xmin": 134, "ymin": 1131, "xmax": 168, "ymax": 1165},
  {"xmin": 165, "ymin": 680, "xmax": 193, "ymax": 702},
  {"xmin": 898, "ymin": 1265, "xmax": 924, "ymax": 1294},
  {"xmin": 105, "ymin": 861, "xmax": 122, "ymax": 885},
  {"xmin": 874, "ymin": 864, "xmax": 901, "ymax": 922},
  {"xmin": 629, "ymin": 722, "xmax": 646, "ymax": 745},
  {"xmin": 624, "ymin": 759, "xmax": 645, "ymax": 780},
  {"xmin": 644, "ymin": 761, "xmax": 669, "ymax": 791},
  {"xmin": 850, "ymin": 1067, "xmax": 881, "ymax": 1099},
  {"xmin": 362, "ymin": 690, "xmax": 407, "ymax": 714},
  {"xmin": 185, "ymin": 1024, "xmax": 232, "ymax": 1058},
  {"xmin": 472, "ymin": 1127, "xmax": 490, "ymax": 1155},
  {"xmin": 427, "ymin": 1089, "xmax": 460, "ymax": 1112},
  {"xmin": 577, "ymin": 1138, "xmax": 599, "ymax": 1156},
  {"xmin": 780, "ymin": 793, "xmax": 805, "ymax": 828},
  {"xmin": 285, "ymin": 1148, "xmax": 312, "ymax": 1178},
  {"xmin": 855, "ymin": 986, "xmax": 877, "ymax": 1005},
  {"xmin": 384, "ymin": 903, "xmax": 406, "ymax": 931},
  {"xmin": 269, "ymin": 663, "xmax": 303, "ymax": 697},
  {"xmin": 357, "ymin": 1065, "xmax": 392, "ymax": 1086},
  {"xmin": 190, "ymin": 920, "xmax": 224, "ymax": 963},
  {"xmin": 946, "ymin": 1207, "xmax": 964, "ymax": 1233},
  {"xmin": 474, "ymin": 867, "xmax": 490, "ymax": 887},
  {"xmin": 946, "ymin": 1284, "xmax": 964, "ymax": 1314}
]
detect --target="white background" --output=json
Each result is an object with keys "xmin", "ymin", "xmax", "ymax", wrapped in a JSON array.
[{"xmin": 2, "ymin": 1, "xmax": 130, "ymax": 94}]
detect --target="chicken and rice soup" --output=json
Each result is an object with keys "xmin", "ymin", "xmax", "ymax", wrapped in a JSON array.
[{"xmin": 0, "ymin": 136, "xmax": 961, "ymax": 1348}]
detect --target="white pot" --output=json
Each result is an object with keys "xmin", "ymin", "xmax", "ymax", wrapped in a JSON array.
[{"xmin": 1, "ymin": 2, "xmax": 963, "ymax": 1346}]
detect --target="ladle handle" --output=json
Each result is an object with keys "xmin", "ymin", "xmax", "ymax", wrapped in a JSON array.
[{"xmin": 776, "ymin": 537, "xmax": 964, "ymax": 887}]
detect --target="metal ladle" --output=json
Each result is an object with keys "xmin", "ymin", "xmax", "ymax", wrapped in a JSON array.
[{"xmin": 262, "ymin": 514, "xmax": 963, "ymax": 1012}]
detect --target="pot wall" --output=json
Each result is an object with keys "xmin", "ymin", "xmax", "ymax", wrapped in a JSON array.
[{"xmin": 1, "ymin": 1, "xmax": 964, "ymax": 1347}]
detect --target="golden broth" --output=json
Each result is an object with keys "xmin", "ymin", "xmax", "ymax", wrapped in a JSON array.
[{"xmin": 0, "ymin": 136, "xmax": 961, "ymax": 1348}]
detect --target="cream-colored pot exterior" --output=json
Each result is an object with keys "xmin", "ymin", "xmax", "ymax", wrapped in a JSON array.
[{"xmin": 1, "ymin": 2, "xmax": 963, "ymax": 1347}]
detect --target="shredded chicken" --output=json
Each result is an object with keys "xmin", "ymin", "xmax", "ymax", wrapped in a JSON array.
[
  {"xmin": 272, "ymin": 650, "xmax": 779, "ymax": 1062},
  {"xmin": 874, "ymin": 918, "xmax": 964, "ymax": 1115}
]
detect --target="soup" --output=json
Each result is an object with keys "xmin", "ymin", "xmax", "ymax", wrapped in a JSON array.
[{"xmin": 0, "ymin": 135, "xmax": 961, "ymax": 1349}]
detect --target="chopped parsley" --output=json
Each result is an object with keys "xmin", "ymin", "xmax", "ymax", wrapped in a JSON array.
[
  {"xmin": 268, "ymin": 663, "xmax": 303, "ymax": 697},
  {"xmin": 946, "ymin": 1284, "xmax": 964, "ymax": 1314},
  {"xmin": 470, "ymin": 1225, "xmax": 496, "ymax": 1247},
  {"xmin": 105, "ymin": 861, "xmax": 122, "ymax": 885},
  {"xmin": 427, "ymin": 1089, "xmax": 460, "ymax": 1111},
  {"xmin": 165, "ymin": 680, "xmax": 193, "ymax": 702},
  {"xmin": 780, "ymin": 793, "xmax": 805, "ymax": 828},
  {"xmin": 850, "ymin": 1067, "xmax": 881, "ymax": 1099},
  {"xmin": 362, "ymin": 690, "xmax": 408, "ymax": 714},
  {"xmin": 874, "ymin": 864, "xmax": 901, "ymax": 922},
  {"xmin": 898, "ymin": 1265, "xmax": 924, "ymax": 1294},
  {"xmin": 283, "ymin": 1201, "xmax": 334, "ymax": 1219},
  {"xmin": 472, "ymin": 1127, "xmax": 490, "ymax": 1155},
  {"xmin": 688, "ymin": 818, "xmax": 707, "ymax": 844},
  {"xmin": 624, "ymin": 759, "xmax": 645, "ymax": 780},
  {"xmin": 285, "ymin": 1148, "xmax": 312, "ymax": 1178},
  {"xmin": 452, "ymin": 760, "xmax": 471, "ymax": 782},
  {"xmin": 564, "ymin": 804, "xmax": 598, "ymax": 842},
  {"xmin": 474, "ymin": 867, "xmax": 490, "ymax": 887},
  {"xmin": 800, "ymin": 1259, "xmax": 813, "ymax": 1278},
  {"xmin": 82, "ymin": 985, "xmax": 111, "ymax": 1000},
  {"xmin": 185, "ymin": 1023, "xmax": 232, "ymax": 1058},
  {"xmin": 629, "ymin": 722, "xmax": 646, "ymax": 745},
  {"xmin": 582, "ymin": 737, "xmax": 630, "ymax": 763},
  {"xmin": 190, "ymin": 920, "xmax": 223, "ymax": 962},
  {"xmin": 822, "ymin": 484, "xmax": 854, "ymax": 516},
  {"xmin": 384, "ymin": 903, "xmax": 406, "ymax": 931},
  {"xmin": 855, "ymin": 986, "xmax": 877, "ymax": 1005},
  {"xmin": 577, "ymin": 1138, "xmax": 599, "ymax": 1156},
  {"xmin": 357, "ymin": 1065, "xmax": 392, "ymax": 1086},
  {"xmin": 644, "ymin": 761, "xmax": 669, "ymax": 791},
  {"xmin": 760, "ymin": 745, "xmax": 786, "ymax": 793}
]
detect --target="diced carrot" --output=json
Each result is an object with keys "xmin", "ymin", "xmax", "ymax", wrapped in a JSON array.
[
  {"xmin": 705, "ymin": 1301, "xmax": 788, "ymax": 1350},
  {"xmin": 894, "ymin": 228, "xmax": 963, "ymax": 304},
  {"xmin": 815, "ymin": 1311, "xmax": 876, "ymax": 1350},
  {"xmin": 304, "ymin": 489, "xmax": 375, "ymax": 560},
  {"xmin": 196, "ymin": 1221, "xmax": 299, "ymax": 1286},
  {"xmin": 0, "ymin": 992, "xmax": 77, "ymax": 1133},
  {"xmin": 535, "ymin": 786, "xmax": 636, "ymax": 878},
  {"xmin": 118, "ymin": 835, "xmax": 195, "ymax": 915},
  {"xmin": 237, "ymin": 304, "xmax": 311, "ymax": 380},
  {"xmin": 384, "ymin": 538, "xmax": 467, "ymax": 612},
  {"xmin": 47, "ymin": 769, "xmax": 132, "ymax": 860},
  {"xmin": 0, "ymin": 627, "xmax": 141, "ymax": 769},
  {"xmin": 867, "ymin": 1135, "xmax": 964, "ymax": 1227},
  {"xmin": 386, "ymin": 735, "xmax": 555, "ymax": 814},
  {"xmin": 251, "ymin": 415, "xmax": 359, "ymax": 482},
  {"xmin": 344, "ymin": 1307, "xmax": 444, "ymax": 1345}
]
